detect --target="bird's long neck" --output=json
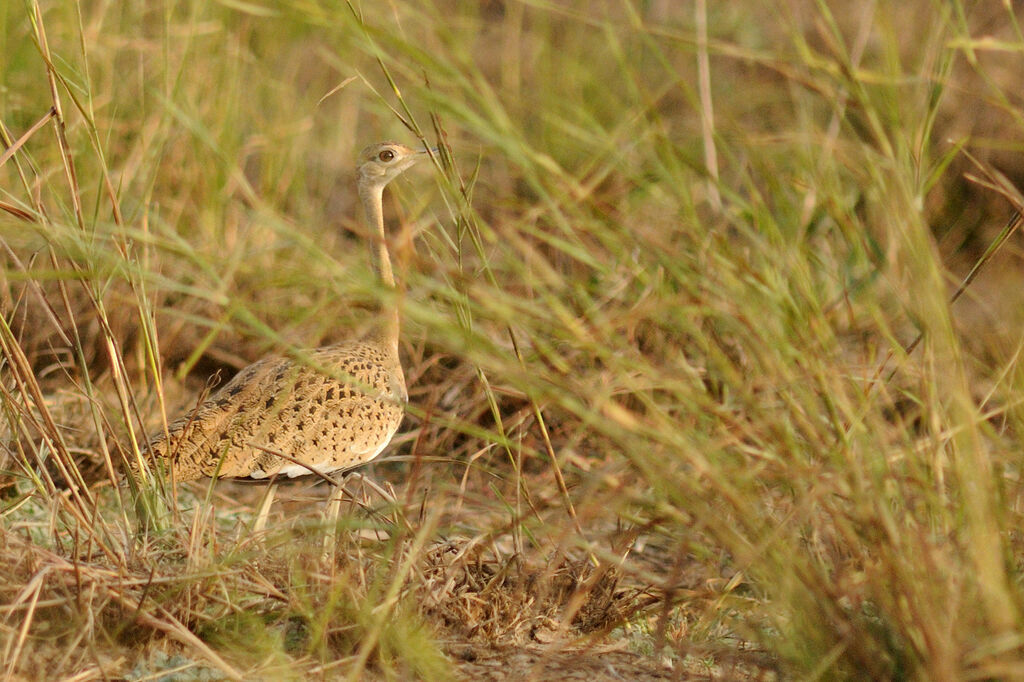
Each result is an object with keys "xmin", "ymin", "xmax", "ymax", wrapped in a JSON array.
[{"xmin": 359, "ymin": 181, "xmax": 400, "ymax": 357}]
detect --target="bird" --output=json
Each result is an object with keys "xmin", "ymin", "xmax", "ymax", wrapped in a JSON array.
[{"xmin": 137, "ymin": 141, "xmax": 431, "ymax": 529}]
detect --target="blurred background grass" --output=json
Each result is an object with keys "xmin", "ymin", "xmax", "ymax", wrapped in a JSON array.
[{"xmin": 4, "ymin": 0, "xmax": 1024, "ymax": 679}]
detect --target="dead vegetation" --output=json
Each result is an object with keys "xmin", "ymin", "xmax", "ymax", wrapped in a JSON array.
[{"xmin": 5, "ymin": 1, "xmax": 1024, "ymax": 680}]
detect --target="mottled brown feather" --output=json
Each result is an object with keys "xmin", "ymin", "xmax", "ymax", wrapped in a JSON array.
[{"xmin": 147, "ymin": 342, "xmax": 405, "ymax": 480}]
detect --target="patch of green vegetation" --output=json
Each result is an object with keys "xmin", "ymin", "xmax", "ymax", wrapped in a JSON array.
[{"xmin": 3, "ymin": 0, "xmax": 1024, "ymax": 679}]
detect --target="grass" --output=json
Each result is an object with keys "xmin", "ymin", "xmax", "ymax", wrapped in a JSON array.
[{"xmin": 3, "ymin": 0, "xmax": 1024, "ymax": 679}]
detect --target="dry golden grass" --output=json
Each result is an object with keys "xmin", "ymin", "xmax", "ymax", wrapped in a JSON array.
[{"xmin": 5, "ymin": 1, "xmax": 1024, "ymax": 679}]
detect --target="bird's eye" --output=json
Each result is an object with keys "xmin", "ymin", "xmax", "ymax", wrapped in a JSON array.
[{"xmin": 378, "ymin": 149, "xmax": 395, "ymax": 162}]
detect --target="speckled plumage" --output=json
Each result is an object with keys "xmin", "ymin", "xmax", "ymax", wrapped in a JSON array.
[
  {"xmin": 147, "ymin": 342, "xmax": 406, "ymax": 481},
  {"xmin": 142, "ymin": 142, "xmax": 428, "ymax": 484}
]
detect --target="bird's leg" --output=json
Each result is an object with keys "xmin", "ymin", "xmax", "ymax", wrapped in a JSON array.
[
  {"xmin": 322, "ymin": 474, "xmax": 347, "ymax": 560},
  {"xmin": 253, "ymin": 479, "xmax": 279, "ymax": 534}
]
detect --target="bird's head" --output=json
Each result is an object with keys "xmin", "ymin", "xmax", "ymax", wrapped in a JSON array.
[{"xmin": 357, "ymin": 141, "xmax": 432, "ymax": 190}]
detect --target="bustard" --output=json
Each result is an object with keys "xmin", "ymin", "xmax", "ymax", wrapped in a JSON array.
[{"xmin": 139, "ymin": 141, "xmax": 430, "ymax": 528}]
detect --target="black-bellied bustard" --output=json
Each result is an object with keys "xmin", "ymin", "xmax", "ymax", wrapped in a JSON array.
[{"xmin": 137, "ymin": 142, "xmax": 430, "ymax": 531}]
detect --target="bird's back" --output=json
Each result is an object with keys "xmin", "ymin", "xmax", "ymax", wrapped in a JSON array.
[{"xmin": 146, "ymin": 341, "xmax": 406, "ymax": 481}]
